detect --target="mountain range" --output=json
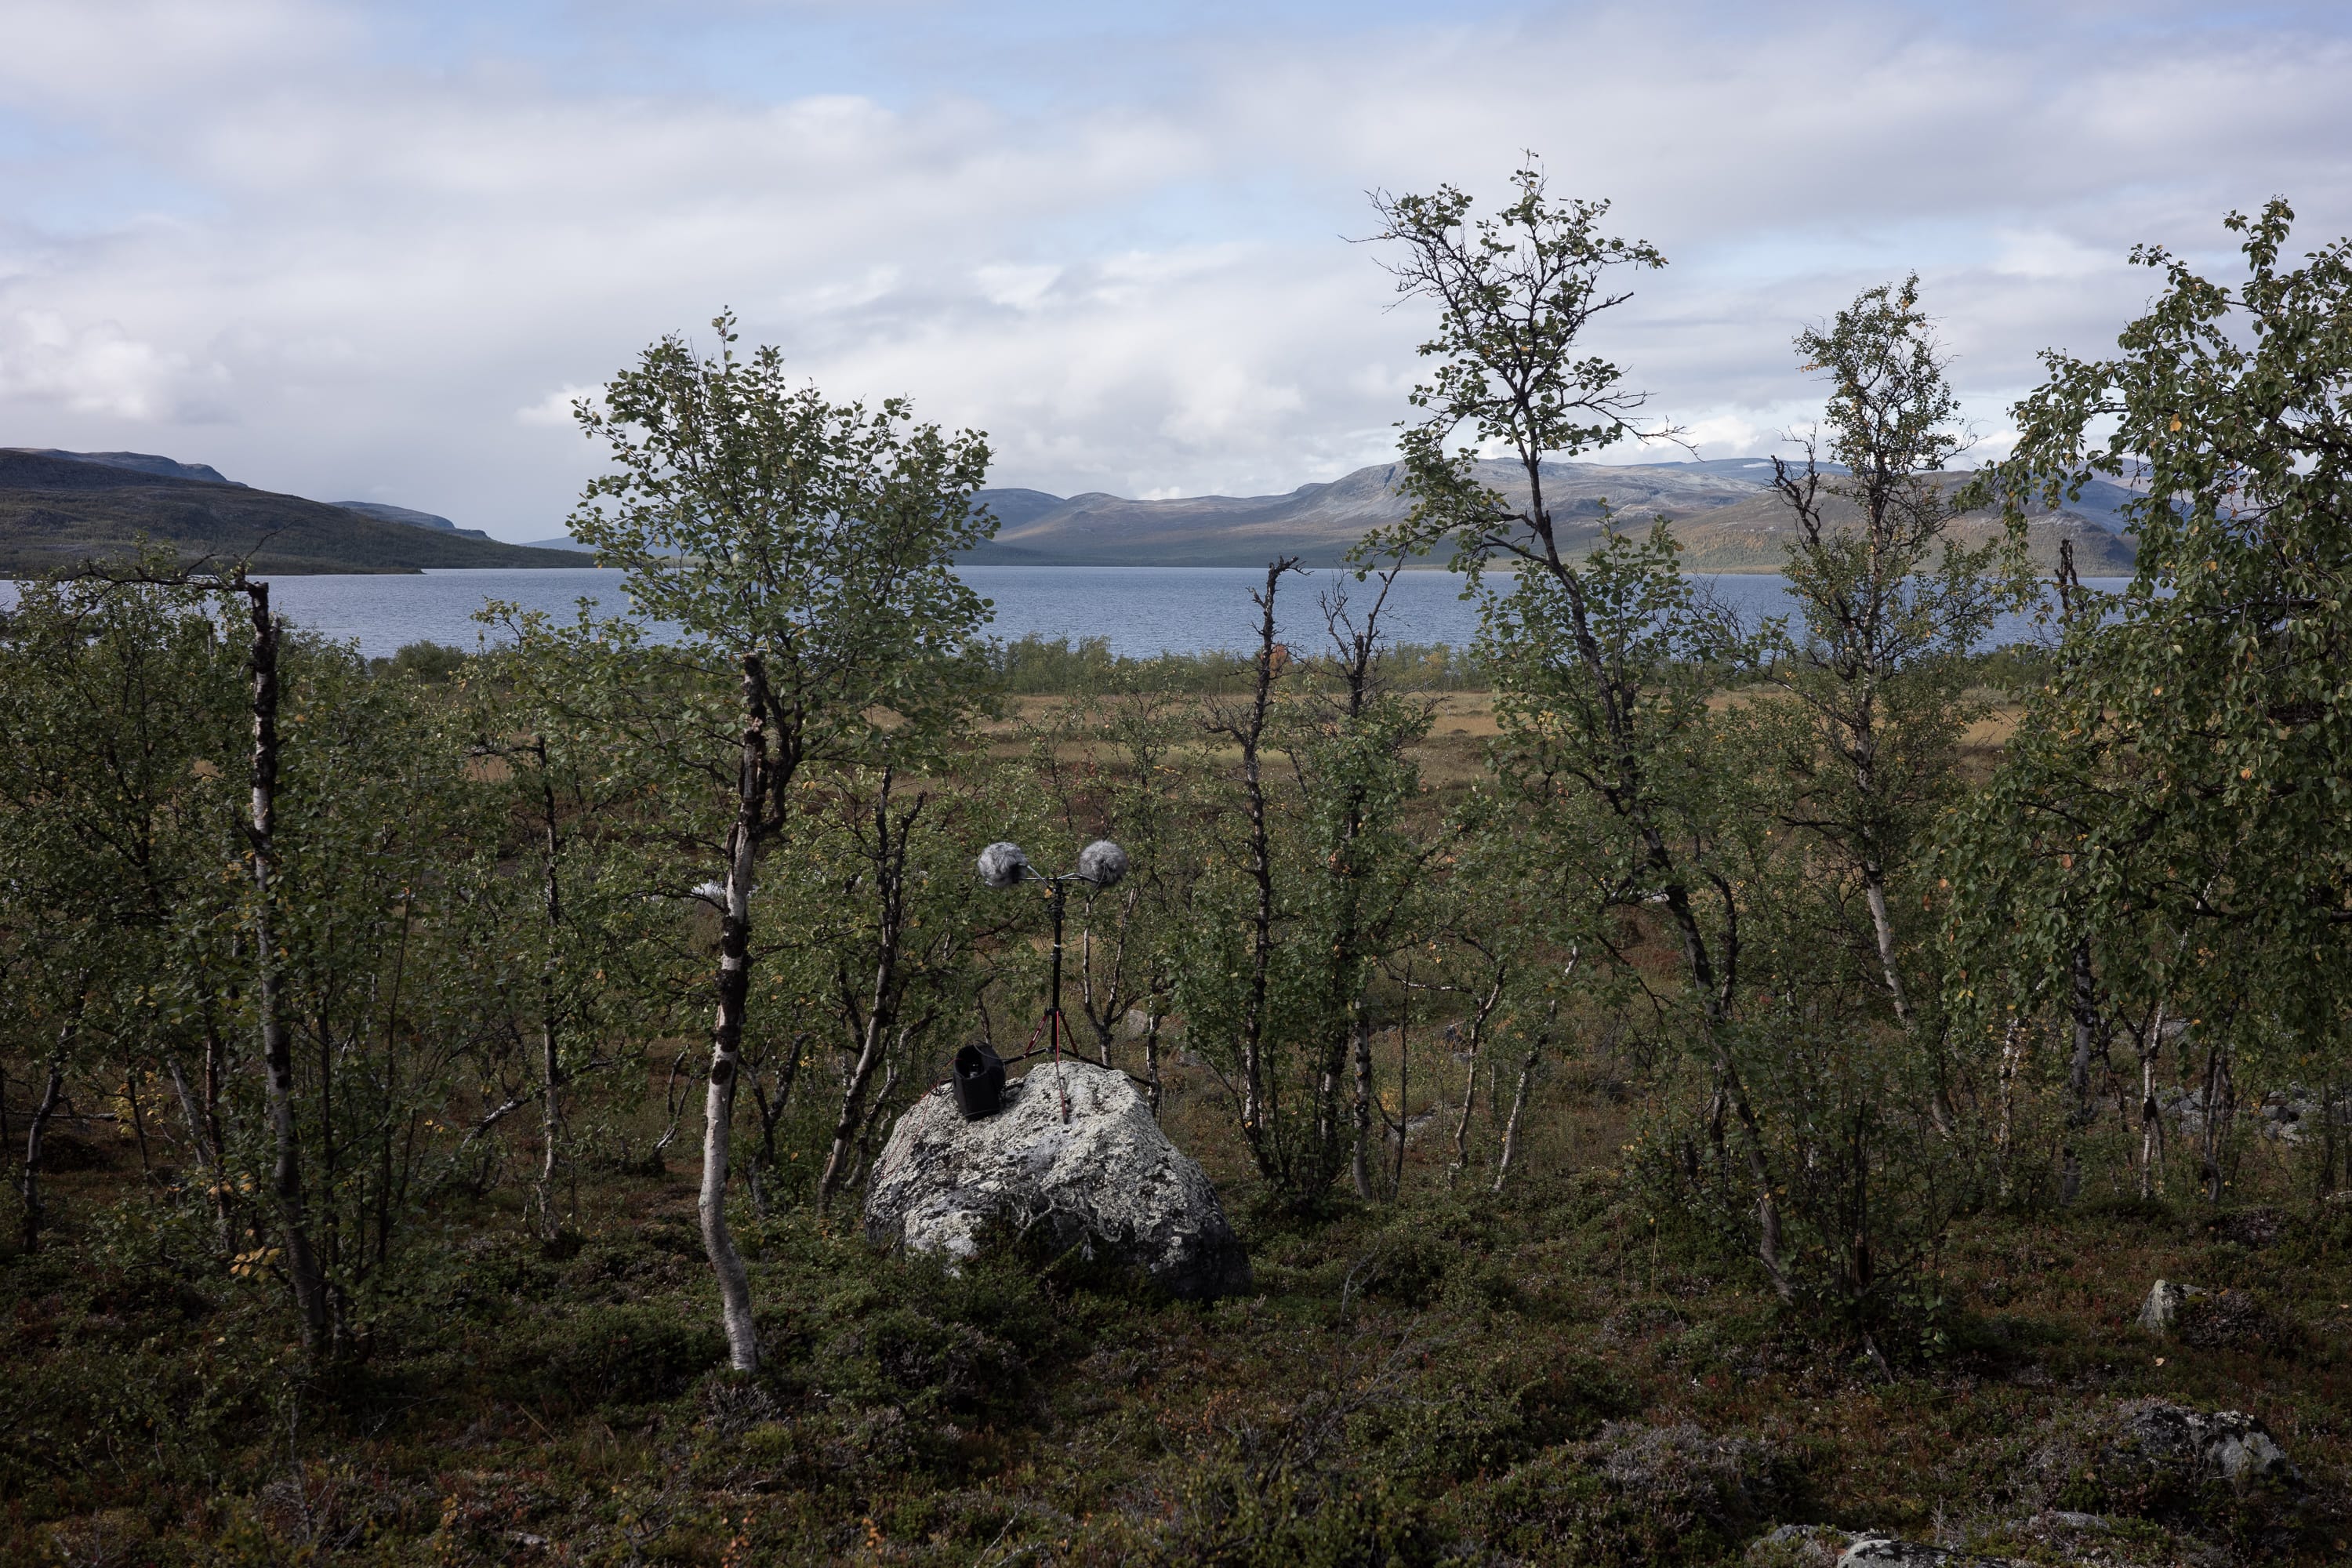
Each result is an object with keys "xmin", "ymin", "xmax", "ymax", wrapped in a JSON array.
[
  {"xmin": 0, "ymin": 450, "xmax": 583, "ymax": 575},
  {"xmin": 8, "ymin": 447, "xmax": 2142, "ymax": 578},
  {"xmin": 956, "ymin": 458, "xmax": 2139, "ymax": 572}
]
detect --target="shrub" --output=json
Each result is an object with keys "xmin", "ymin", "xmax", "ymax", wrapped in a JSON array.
[
  {"xmin": 1478, "ymin": 1421, "xmax": 1802, "ymax": 1565},
  {"xmin": 517, "ymin": 1302, "xmax": 727, "ymax": 1407},
  {"xmin": 369, "ymin": 638, "xmax": 471, "ymax": 682}
]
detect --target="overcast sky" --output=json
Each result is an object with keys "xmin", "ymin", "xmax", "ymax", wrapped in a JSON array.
[{"xmin": 2, "ymin": 0, "xmax": 2347, "ymax": 541}]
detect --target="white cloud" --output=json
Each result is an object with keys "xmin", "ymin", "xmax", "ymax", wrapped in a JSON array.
[
  {"xmin": 1990, "ymin": 230, "xmax": 2113, "ymax": 281},
  {"xmin": 1675, "ymin": 412, "xmax": 1782, "ymax": 459},
  {"xmin": 974, "ymin": 263, "xmax": 1062, "ymax": 310},
  {"xmin": 0, "ymin": 2, "xmax": 2343, "ymax": 536},
  {"xmin": 0, "ymin": 309, "xmax": 227, "ymax": 422},
  {"xmin": 514, "ymin": 383, "xmax": 604, "ymax": 429},
  {"xmin": 0, "ymin": 0, "xmax": 352, "ymax": 111}
]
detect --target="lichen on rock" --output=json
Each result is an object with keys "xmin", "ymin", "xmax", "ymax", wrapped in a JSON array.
[
  {"xmin": 862, "ymin": 1061, "xmax": 1253, "ymax": 1301},
  {"xmin": 2037, "ymin": 1397, "xmax": 2303, "ymax": 1523}
]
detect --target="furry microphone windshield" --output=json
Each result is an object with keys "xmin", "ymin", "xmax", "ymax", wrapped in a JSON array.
[
  {"xmin": 1077, "ymin": 839, "xmax": 1129, "ymax": 888},
  {"xmin": 976, "ymin": 841, "xmax": 1030, "ymax": 889}
]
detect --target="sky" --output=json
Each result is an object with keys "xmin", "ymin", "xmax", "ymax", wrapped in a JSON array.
[{"xmin": 2, "ymin": 1, "xmax": 2348, "ymax": 543}]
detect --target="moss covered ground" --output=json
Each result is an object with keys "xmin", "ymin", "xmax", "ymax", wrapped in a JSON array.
[{"xmin": 5, "ymin": 1051, "xmax": 2347, "ymax": 1567}]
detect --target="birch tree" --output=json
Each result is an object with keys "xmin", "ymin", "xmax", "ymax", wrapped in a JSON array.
[
  {"xmin": 1180, "ymin": 561, "xmax": 1435, "ymax": 1207},
  {"xmin": 0, "ymin": 573, "xmax": 241, "ymax": 1254},
  {"xmin": 1759, "ymin": 278, "xmax": 2027, "ymax": 1037},
  {"xmin": 1363, "ymin": 167, "xmax": 1803, "ymax": 1290},
  {"xmin": 462, "ymin": 614, "xmax": 681, "ymax": 1240},
  {"xmin": 566, "ymin": 312, "xmax": 996, "ymax": 1370},
  {"xmin": 1946, "ymin": 200, "xmax": 2352, "ymax": 1202},
  {"xmin": 1367, "ymin": 168, "xmax": 1969, "ymax": 1344}
]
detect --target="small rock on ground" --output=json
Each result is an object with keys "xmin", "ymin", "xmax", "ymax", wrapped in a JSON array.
[
  {"xmin": 1837, "ymin": 1538, "xmax": 2027, "ymax": 1567},
  {"xmin": 2110, "ymin": 1403, "xmax": 2295, "ymax": 1487},
  {"xmin": 2137, "ymin": 1279, "xmax": 2206, "ymax": 1333}
]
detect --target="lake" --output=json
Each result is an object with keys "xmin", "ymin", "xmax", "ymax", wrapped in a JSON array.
[{"xmin": 4, "ymin": 565, "xmax": 2113, "ymax": 659}]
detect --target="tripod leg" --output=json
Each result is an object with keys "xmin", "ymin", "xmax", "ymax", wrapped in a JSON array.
[{"xmin": 1051, "ymin": 1008, "xmax": 1070, "ymax": 1123}]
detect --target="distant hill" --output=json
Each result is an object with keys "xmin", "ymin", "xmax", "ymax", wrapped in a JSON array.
[
  {"xmin": 7, "ymin": 448, "xmax": 245, "ymax": 486},
  {"xmin": 0, "ymin": 451, "xmax": 584, "ymax": 575},
  {"xmin": 964, "ymin": 459, "xmax": 2138, "ymax": 572},
  {"xmin": 333, "ymin": 500, "xmax": 494, "ymax": 541},
  {"xmin": 965, "ymin": 459, "xmax": 1765, "ymax": 566},
  {"xmin": 1669, "ymin": 474, "xmax": 2137, "ymax": 574},
  {"xmin": 521, "ymin": 535, "xmax": 597, "ymax": 553},
  {"xmin": 972, "ymin": 488, "xmax": 1070, "ymax": 532}
]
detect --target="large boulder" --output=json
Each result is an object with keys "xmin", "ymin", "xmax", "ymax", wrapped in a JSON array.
[{"xmin": 863, "ymin": 1061, "xmax": 1253, "ymax": 1301}]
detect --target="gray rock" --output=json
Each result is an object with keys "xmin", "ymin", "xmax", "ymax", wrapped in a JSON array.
[
  {"xmin": 2165, "ymin": 1082, "xmax": 2350, "ymax": 1145},
  {"xmin": 2103, "ymin": 1399, "xmax": 2298, "ymax": 1487},
  {"xmin": 2041, "ymin": 1510, "xmax": 2111, "ymax": 1532},
  {"xmin": 2138, "ymin": 1281, "xmax": 2290, "ymax": 1349},
  {"xmin": 863, "ymin": 1062, "xmax": 1252, "ymax": 1300},
  {"xmin": 2137, "ymin": 1278, "xmax": 2208, "ymax": 1333},
  {"xmin": 1835, "ymin": 1538, "xmax": 2024, "ymax": 1567},
  {"xmin": 1745, "ymin": 1523, "xmax": 1846, "ymax": 1565},
  {"xmin": 1821, "ymin": 1511, "xmax": 2116, "ymax": 1567},
  {"xmin": 2032, "ymin": 1399, "xmax": 2304, "ymax": 1526}
]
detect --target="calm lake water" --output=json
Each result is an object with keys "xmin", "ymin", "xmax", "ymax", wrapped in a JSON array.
[{"xmin": 5, "ymin": 565, "xmax": 2118, "ymax": 660}]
